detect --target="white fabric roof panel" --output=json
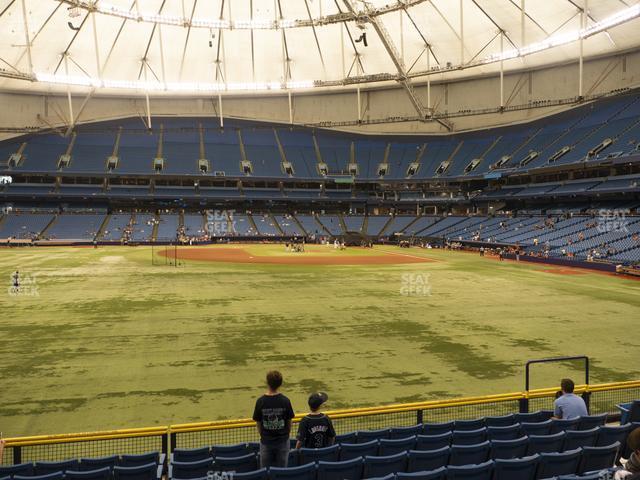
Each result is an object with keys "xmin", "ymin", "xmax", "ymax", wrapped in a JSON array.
[{"xmin": 0, "ymin": 0, "xmax": 638, "ymax": 94}]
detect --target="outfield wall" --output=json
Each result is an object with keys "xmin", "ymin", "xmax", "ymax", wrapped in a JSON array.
[{"xmin": 502, "ymin": 254, "xmax": 619, "ymax": 273}]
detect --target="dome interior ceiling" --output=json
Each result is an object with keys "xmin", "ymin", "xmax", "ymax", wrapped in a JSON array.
[{"xmin": 0, "ymin": 0, "xmax": 638, "ymax": 93}]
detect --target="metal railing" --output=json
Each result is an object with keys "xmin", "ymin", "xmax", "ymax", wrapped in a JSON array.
[
  {"xmin": 523, "ymin": 356, "xmax": 591, "ymax": 412},
  {"xmin": 3, "ymin": 380, "xmax": 639, "ymax": 464}
]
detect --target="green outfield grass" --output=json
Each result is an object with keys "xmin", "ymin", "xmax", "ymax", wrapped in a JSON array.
[{"xmin": 1, "ymin": 244, "xmax": 639, "ymax": 437}]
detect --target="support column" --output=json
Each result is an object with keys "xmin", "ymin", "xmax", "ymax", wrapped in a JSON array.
[
  {"xmin": 500, "ymin": 31, "xmax": 504, "ymax": 109},
  {"xmin": 20, "ymin": 0, "xmax": 33, "ymax": 75},
  {"xmin": 143, "ymin": 61, "xmax": 151, "ymax": 129},
  {"xmin": 218, "ymin": 92, "xmax": 223, "ymax": 129},
  {"xmin": 460, "ymin": 0, "xmax": 464, "ymax": 65},
  {"xmin": 578, "ymin": 1, "xmax": 586, "ymax": 99},
  {"xmin": 426, "ymin": 47, "xmax": 431, "ymax": 114},
  {"xmin": 520, "ymin": 0, "xmax": 525, "ymax": 47},
  {"xmin": 64, "ymin": 54, "xmax": 74, "ymax": 128}
]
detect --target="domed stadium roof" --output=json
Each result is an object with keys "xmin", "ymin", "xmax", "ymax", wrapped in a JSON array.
[{"xmin": 1, "ymin": 0, "xmax": 639, "ymax": 98}]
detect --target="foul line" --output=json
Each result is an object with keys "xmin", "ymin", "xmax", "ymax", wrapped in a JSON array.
[{"xmin": 375, "ymin": 248, "xmax": 438, "ymax": 262}]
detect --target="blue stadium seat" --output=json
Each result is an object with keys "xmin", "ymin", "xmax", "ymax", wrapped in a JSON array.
[
  {"xmin": 535, "ymin": 449, "xmax": 582, "ymax": 479},
  {"xmin": 578, "ymin": 442, "xmax": 620, "ymax": 474},
  {"xmin": 357, "ymin": 430, "xmax": 390, "ymax": 443},
  {"xmin": 490, "ymin": 437, "xmax": 529, "ymax": 460},
  {"xmin": 453, "ymin": 420, "xmax": 485, "ymax": 432},
  {"xmin": 300, "ymin": 445, "xmax": 340, "ymax": 463},
  {"xmin": 317, "ymin": 458, "xmax": 364, "ymax": 480},
  {"xmin": 406, "ymin": 447, "xmax": 450, "ymax": 473},
  {"xmin": 449, "ymin": 441, "xmax": 491, "ymax": 467},
  {"xmin": 595, "ymin": 424, "xmax": 634, "ymax": 448},
  {"xmin": 14, "ymin": 473, "xmax": 64, "ymax": 480},
  {"xmin": 515, "ymin": 411, "xmax": 553, "ymax": 424},
  {"xmin": 415, "ymin": 434, "xmax": 452, "ymax": 451},
  {"xmin": 233, "ymin": 468, "xmax": 269, "ymax": 480},
  {"xmin": 340, "ymin": 441, "xmax": 380, "ymax": 461},
  {"xmin": 168, "ymin": 458, "xmax": 214, "ymax": 479},
  {"xmin": 66, "ymin": 467, "xmax": 112, "ymax": 480},
  {"xmin": 120, "ymin": 452, "xmax": 165, "ymax": 467},
  {"xmin": 550, "ymin": 419, "xmax": 580, "ymax": 434},
  {"xmin": 520, "ymin": 421, "xmax": 552, "ymax": 436},
  {"xmin": 79, "ymin": 457, "xmax": 119, "ymax": 472},
  {"xmin": 527, "ymin": 432, "xmax": 566, "ymax": 455},
  {"xmin": 422, "ymin": 423, "xmax": 454, "ymax": 436},
  {"xmin": 233, "ymin": 468, "xmax": 268, "ymax": 480},
  {"xmin": 492, "ymin": 454, "xmax": 539, "ymax": 480},
  {"xmin": 397, "ymin": 467, "xmax": 447, "ymax": 480},
  {"xmin": 445, "ymin": 460, "xmax": 494, "ymax": 480},
  {"xmin": 389, "ymin": 426, "xmax": 423, "ymax": 440},
  {"xmin": 288, "ymin": 450, "xmax": 300, "ymax": 468},
  {"xmin": 485, "ymin": 415, "xmax": 515, "ymax": 428},
  {"xmin": 336, "ymin": 433, "xmax": 357, "ymax": 444},
  {"xmin": 171, "ymin": 447, "xmax": 212, "ymax": 463},
  {"xmin": 270, "ymin": 462, "xmax": 317, "ymax": 480},
  {"xmin": 577, "ymin": 414, "xmax": 607, "ymax": 431},
  {"xmin": 363, "ymin": 453, "xmax": 407, "ymax": 477},
  {"xmin": 451, "ymin": 429, "xmax": 486, "ymax": 446},
  {"xmin": 556, "ymin": 472, "xmax": 610, "ymax": 480},
  {"xmin": 35, "ymin": 460, "xmax": 79, "ymax": 475},
  {"xmin": 212, "ymin": 453, "xmax": 257, "ymax": 473},
  {"xmin": 618, "ymin": 400, "xmax": 640, "ymax": 424},
  {"xmin": 248, "ymin": 443, "xmax": 261, "ymax": 454},
  {"xmin": 487, "ymin": 425, "xmax": 521, "ymax": 441},
  {"xmin": 563, "ymin": 428, "xmax": 599, "ymax": 450},
  {"xmin": 113, "ymin": 462, "xmax": 162, "ymax": 480},
  {"xmin": 213, "ymin": 443, "xmax": 253, "ymax": 458},
  {"xmin": 362, "ymin": 474, "xmax": 394, "ymax": 480},
  {"xmin": 379, "ymin": 437, "xmax": 417, "ymax": 456}
]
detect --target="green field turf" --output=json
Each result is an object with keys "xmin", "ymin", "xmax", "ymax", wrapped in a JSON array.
[{"xmin": 1, "ymin": 244, "xmax": 639, "ymax": 437}]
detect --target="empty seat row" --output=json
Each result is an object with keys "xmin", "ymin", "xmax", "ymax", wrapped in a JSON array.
[
  {"xmin": 344, "ymin": 414, "xmax": 606, "ymax": 443},
  {"xmin": 168, "ymin": 413, "xmax": 608, "ymax": 464},
  {"xmin": 0, "ymin": 464, "xmax": 161, "ymax": 480},
  {"xmin": 165, "ymin": 443, "xmax": 621, "ymax": 480},
  {"xmin": 166, "ymin": 441, "xmax": 622, "ymax": 479},
  {"xmin": 170, "ymin": 423, "xmax": 627, "ymax": 466},
  {"xmin": 0, "ymin": 453, "xmax": 165, "ymax": 480}
]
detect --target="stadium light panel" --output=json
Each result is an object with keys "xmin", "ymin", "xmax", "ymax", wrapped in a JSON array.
[
  {"xmin": 34, "ymin": 73, "xmax": 314, "ymax": 93},
  {"xmin": 485, "ymin": 3, "xmax": 640, "ymax": 64}
]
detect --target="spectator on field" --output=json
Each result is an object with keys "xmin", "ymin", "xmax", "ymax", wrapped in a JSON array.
[
  {"xmin": 616, "ymin": 427, "xmax": 640, "ymax": 479},
  {"xmin": 553, "ymin": 378, "xmax": 588, "ymax": 419},
  {"xmin": 253, "ymin": 371, "xmax": 295, "ymax": 468},
  {"xmin": 296, "ymin": 392, "xmax": 336, "ymax": 449}
]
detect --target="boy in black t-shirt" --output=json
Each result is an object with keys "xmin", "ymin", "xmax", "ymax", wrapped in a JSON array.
[
  {"xmin": 253, "ymin": 371, "xmax": 295, "ymax": 468},
  {"xmin": 295, "ymin": 392, "xmax": 336, "ymax": 449}
]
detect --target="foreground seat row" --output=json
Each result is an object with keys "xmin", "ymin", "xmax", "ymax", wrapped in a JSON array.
[
  {"xmin": 167, "ymin": 445, "xmax": 621, "ymax": 480},
  {"xmin": 0, "ymin": 453, "xmax": 165, "ymax": 480},
  {"xmin": 167, "ymin": 423, "xmax": 637, "ymax": 466}
]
